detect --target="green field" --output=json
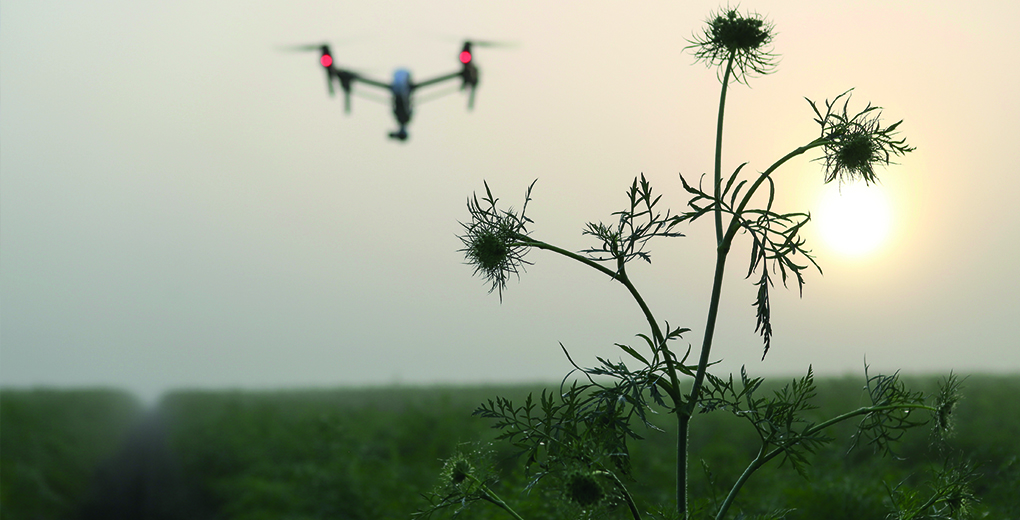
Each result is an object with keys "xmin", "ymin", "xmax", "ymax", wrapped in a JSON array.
[
  {"xmin": 0, "ymin": 389, "xmax": 143, "ymax": 519},
  {"xmin": 2, "ymin": 376, "xmax": 1018, "ymax": 519}
]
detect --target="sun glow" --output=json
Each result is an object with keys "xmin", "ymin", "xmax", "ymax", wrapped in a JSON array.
[{"xmin": 815, "ymin": 182, "xmax": 893, "ymax": 257}]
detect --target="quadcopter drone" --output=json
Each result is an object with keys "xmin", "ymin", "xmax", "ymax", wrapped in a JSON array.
[{"xmin": 286, "ymin": 40, "xmax": 502, "ymax": 141}]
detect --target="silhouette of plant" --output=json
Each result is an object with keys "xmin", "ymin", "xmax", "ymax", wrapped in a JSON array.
[{"xmin": 418, "ymin": 6, "xmax": 966, "ymax": 520}]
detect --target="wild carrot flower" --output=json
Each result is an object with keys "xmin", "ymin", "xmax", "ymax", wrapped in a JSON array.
[
  {"xmin": 564, "ymin": 470, "xmax": 605, "ymax": 507},
  {"xmin": 687, "ymin": 7, "xmax": 777, "ymax": 84},
  {"xmin": 932, "ymin": 373, "xmax": 963, "ymax": 442},
  {"xmin": 439, "ymin": 453, "xmax": 480, "ymax": 493},
  {"xmin": 458, "ymin": 181, "xmax": 535, "ymax": 300},
  {"xmin": 809, "ymin": 89, "xmax": 915, "ymax": 185}
]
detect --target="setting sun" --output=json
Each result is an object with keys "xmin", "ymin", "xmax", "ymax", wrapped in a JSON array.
[{"xmin": 815, "ymin": 182, "xmax": 892, "ymax": 257}]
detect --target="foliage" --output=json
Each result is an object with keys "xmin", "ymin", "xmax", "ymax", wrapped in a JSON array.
[
  {"xmin": 2, "ymin": 380, "xmax": 1016, "ymax": 518},
  {"xmin": 0, "ymin": 389, "xmax": 142, "ymax": 520},
  {"xmin": 159, "ymin": 386, "xmax": 544, "ymax": 520}
]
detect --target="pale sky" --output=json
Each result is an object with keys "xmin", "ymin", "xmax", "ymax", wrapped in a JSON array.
[{"xmin": 2, "ymin": 1, "xmax": 1018, "ymax": 403}]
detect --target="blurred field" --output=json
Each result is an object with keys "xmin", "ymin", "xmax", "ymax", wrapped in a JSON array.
[
  {"xmin": 0, "ymin": 389, "xmax": 142, "ymax": 519},
  {"xmin": 2, "ymin": 375, "xmax": 1017, "ymax": 519}
]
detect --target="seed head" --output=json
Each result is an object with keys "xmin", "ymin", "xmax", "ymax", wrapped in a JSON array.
[
  {"xmin": 687, "ymin": 7, "xmax": 777, "ymax": 84},
  {"xmin": 564, "ymin": 471, "xmax": 605, "ymax": 507},
  {"xmin": 932, "ymin": 373, "xmax": 963, "ymax": 443},
  {"xmin": 450, "ymin": 459, "xmax": 471, "ymax": 485},
  {"xmin": 440, "ymin": 454, "xmax": 476, "ymax": 490},
  {"xmin": 809, "ymin": 89, "xmax": 915, "ymax": 185},
  {"xmin": 468, "ymin": 229, "xmax": 511, "ymax": 273},
  {"xmin": 458, "ymin": 181, "xmax": 536, "ymax": 300}
]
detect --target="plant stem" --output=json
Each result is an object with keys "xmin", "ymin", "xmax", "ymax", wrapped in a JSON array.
[
  {"xmin": 722, "ymin": 137, "xmax": 828, "ymax": 244},
  {"xmin": 684, "ymin": 141, "xmax": 831, "ymax": 516},
  {"xmin": 516, "ymin": 237, "xmax": 662, "ymax": 343},
  {"xmin": 713, "ymin": 56, "xmax": 734, "ymax": 245},
  {"xmin": 471, "ymin": 475, "xmax": 527, "ymax": 520},
  {"xmin": 679, "ymin": 53, "xmax": 734, "ymax": 520},
  {"xmin": 694, "ymin": 141, "xmax": 830, "ymax": 414},
  {"xmin": 598, "ymin": 470, "xmax": 642, "ymax": 520},
  {"xmin": 713, "ymin": 403, "xmax": 936, "ymax": 519},
  {"xmin": 715, "ymin": 445, "xmax": 767, "ymax": 520},
  {"xmin": 678, "ymin": 242, "xmax": 730, "ymax": 518},
  {"xmin": 516, "ymin": 236, "xmax": 685, "ymax": 403}
]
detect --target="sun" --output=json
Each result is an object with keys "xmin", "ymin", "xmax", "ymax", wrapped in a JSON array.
[{"xmin": 814, "ymin": 182, "xmax": 893, "ymax": 257}]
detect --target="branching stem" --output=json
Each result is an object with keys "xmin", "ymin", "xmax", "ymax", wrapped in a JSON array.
[
  {"xmin": 714, "ymin": 403, "xmax": 936, "ymax": 519},
  {"xmin": 515, "ymin": 236, "xmax": 685, "ymax": 403},
  {"xmin": 682, "ymin": 69, "xmax": 832, "ymax": 517},
  {"xmin": 723, "ymin": 138, "xmax": 828, "ymax": 245}
]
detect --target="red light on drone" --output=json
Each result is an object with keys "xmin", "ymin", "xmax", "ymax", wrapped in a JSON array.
[
  {"xmin": 459, "ymin": 50, "xmax": 472, "ymax": 64},
  {"xmin": 320, "ymin": 55, "xmax": 333, "ymax": 67}
]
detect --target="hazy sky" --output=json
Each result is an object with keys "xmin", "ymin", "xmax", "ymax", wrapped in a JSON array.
[{"xmin": 2, "ymin": 1, "xmax": 1018, "ymax": 403}]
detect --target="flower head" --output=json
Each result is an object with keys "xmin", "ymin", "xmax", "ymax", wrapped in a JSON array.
[
  {"xmin": 931, "ymin": 373, "xmax": 963, "ymax": 443},
  {"xmin": 458, "ymin": 181, "xmax": 535, "ymax": 300},
  {"xmin": 809, "ymin": 89, "xmax": 915, "ymax": 185},
  {"xmin": 444, "ymin": 456, "xmax": 473, "ymax": 486},
  {"xmin": 687, "ymin": 7, "xmax": 777, "ymax": 84},
  {"xmin": 564, "ymin": 470, "xmax": 605, "ymax": 507},
  {"xmin": 438, "ymin": 452, "xmax": 485, "ymax": 494}
]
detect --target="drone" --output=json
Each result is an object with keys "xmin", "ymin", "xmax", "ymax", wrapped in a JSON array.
[{"xmin": 285, "ymin": 40, "xmax": 503, "ymax": 141}]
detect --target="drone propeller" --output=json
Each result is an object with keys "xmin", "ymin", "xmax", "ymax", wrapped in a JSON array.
[
  {"xmin": 464, "ymin": 39, "xmax": 516, "ymax": 48},
  {"xmin": 458, "ymin": 40, "xmax": 514, "ymax": 64},
  {"xmin": 277, "ymin": 43, "xmax": 329, "ymax": 52},
  {"xmin": 277, "ymin": 37, "xmax": 363, "ymax": 53},
  {"xmin": 280, "ymin": 42, "xmax": 371, "ymax": 112},
  {"xmin": 280, "ymin": 43, "xmax": 336, "ymax": 95},
  {"xmin": 455, "ymin": 40, "xmax": 513, "ymax": 110}
]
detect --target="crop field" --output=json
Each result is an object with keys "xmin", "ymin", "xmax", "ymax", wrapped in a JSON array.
[
  {"xmin": 0, "ymin": 389, "xmax": 142, "ymax": 519},
  {"xmin": 2, "ymin": 375, "xmax": 1018, "ymax": 519}
]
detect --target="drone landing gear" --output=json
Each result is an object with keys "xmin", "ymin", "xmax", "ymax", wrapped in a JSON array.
[{"xmin": 388, "ymin": 128, "xmax": 409, "ymax": 141}]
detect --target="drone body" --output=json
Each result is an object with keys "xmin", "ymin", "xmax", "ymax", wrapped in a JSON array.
[{"xmin": 289, "ymin": 41, "xmax": 493, "ymax": 141}]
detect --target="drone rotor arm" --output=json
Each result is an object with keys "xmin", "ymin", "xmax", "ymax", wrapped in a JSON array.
[
  {"xmin": 413, "ymin": 71, "xmax": 462, "ymax": 90},
  {"xmin": 351, "ymin": 74, "xmax": 393, "ymax": 91}
]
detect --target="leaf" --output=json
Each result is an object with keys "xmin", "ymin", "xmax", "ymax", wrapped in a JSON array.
[
  {"xmin": 730, "ymin": 179, "xmax": 748, "ymax": 208},
  {"xmin": 615, "ymin": 343, "xmax": 650, "ymax": 366},
  {"xmin": 723, "ymin": 162, "xmax": 748, "ymax": 198}
]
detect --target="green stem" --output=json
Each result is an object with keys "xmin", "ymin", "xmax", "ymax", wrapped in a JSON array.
[
  {"xmin": 679, "ymin": 242, "xmax": 730, "ymax": 519},
  {"xmin": 516, "ymin": 237, "xmax": 660, "ymax": 341},
  {"xmin": 687, "ymin": 140, "xmax": 830, "ymax": 519},
  {"xmin": 901, "ymin": 490, "xmax": 943, "ymax": 520},
  {"xmin": 714, "ymin": 403, "xmax": 936, "ymax": 519},
  {"xmin": 679, "ymin": 54, "xmax": 734, "ymax": 520},
  {"xmin": 474, "ymin": 478, "xmax": 526, "ymax": 520},
  {"xmin": 677, "ymin": 411, "xmax": 690, "ymax": 519},
  {"xmin": 722, "ymin": 138, "xmax": 828, "ymax": 245},
  {"xmin": 598, "ymin": 470, "xmax": 642, "ymax": 520},
  {"xmin": 714, "ymin": 56, "xmax": 734, "ymax": 245},
  {"xmin": 516, "ymin": 237, "xmax": 684, "ymax": 403},
  {"xmin": 715, "ymin": 445, "xmax": 767, "ymax": 520}
]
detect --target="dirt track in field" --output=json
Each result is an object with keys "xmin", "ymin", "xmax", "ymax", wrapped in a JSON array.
[{"xmin": 73, "ymin": 410, "xmax": 212, "ymax": 520}]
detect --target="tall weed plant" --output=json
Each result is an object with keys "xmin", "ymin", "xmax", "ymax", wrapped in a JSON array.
[{"xmin": 418, "ymin": 7, "xmax": 970, "ymax": 520}]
